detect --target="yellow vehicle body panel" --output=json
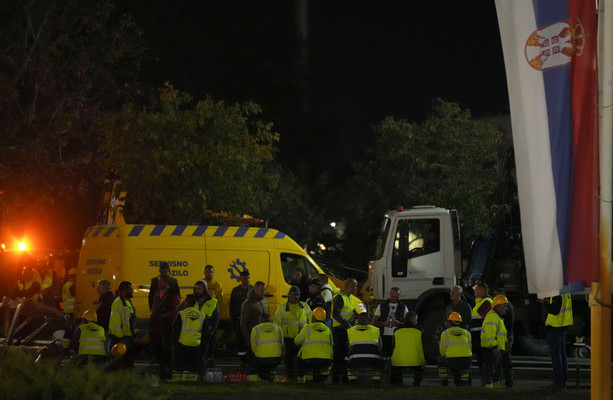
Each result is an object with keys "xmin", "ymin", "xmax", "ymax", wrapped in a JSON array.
[{"xmin": 75, "ymin": 225, "xmax": 331, "ymax": 322}]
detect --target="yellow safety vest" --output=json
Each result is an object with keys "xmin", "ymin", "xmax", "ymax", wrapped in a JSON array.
[
  {"xmin": 332, "ymin": 292, "xmax": 354, "ymax": 327},
  {"xmin": 274, "ymin": 301, "xmax": 311, "ymax": 338},
  {"xmin": 470, "ymin": 297, "xmax": 493, "ymax": 331},
  {"xmin": 481, "ymin": 310, "xmax": 507, "ymax": 350},
  {"xmin": 391, "ymin": 327, "xmax": 426, "ymax": 367},
  {"xmin": 62, "ymin": 281, "xmax": 75, "ymax": 314},
  {"xmin": 347, "ymin": 324, "xmax": 381, "ymax": 360},
  {"xmin": 198, "ymin": 297, "xmax": 218, "ymax": 317},
  {"xmin": 78, "ymin": 322, "xmax": 107, "ymax": 356},
  {"xmin": 109, "ymin": 297, "xmax": 134, "ymax": 337},
  {"xmin": 251, "ymin": 322, "xmax": 283, "ymax": 358},
  {"xmin": 178, "ymin": 307, "xmax": 205, "ymax": 347},
  {"xmin": 545, "ymin": 293, "xmax": 574, "ymax": 328},
  {"xmin": 295, "ymin": 322, "xmax": 333, "ymax": 360},
  {"xmin": 41, "ymin": 271, "xmax": 54, "ymax": 290},
  {"xmin": 439, "ymin": 326, "xmax": 472, "ymax": 358}
]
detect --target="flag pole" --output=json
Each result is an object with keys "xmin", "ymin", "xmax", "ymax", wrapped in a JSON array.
[{"xmin": 594, "ymin": 0, "xmax": 612, "ymax": 399}]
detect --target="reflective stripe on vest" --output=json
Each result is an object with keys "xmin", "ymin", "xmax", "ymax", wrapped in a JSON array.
[
  {"xmin": 480, "ymin": 310, "xmax": 507, "ymax": 350},
  {"xmin": 41, "ymin": 271, "xmax": 54, "ymax": 290},
  {"xmin": 332, "ymin": 293, "xmax": 354, "ymax": 327},
  {"xmin": 198, "ymin": 297, "xmax": 218, "ymax": 317},
  {"xmin": 347, "ymin": 324, "xmax": 381, "ymax": 359},
  {"xmin": 109, "ymin": 297, "xmax": 134, "ymax": 337},
  {"xmin": 178, "ymin": 307, "xmax": 205, "ymax": 347},
  {"xmin": 274, "ymin": 301, "xmax": 310, "ymax": 338},
  {"xmin": 545, "ymin": 293, "xmax": 574, "ymax": 328},
  {"xmin": 252, "ymin": 322, "xmax": 283, "ymax": 358},
  {"xmin": 439, "ymin": 327, "xmax": 472, "ymax": 358},
  {"xmin": 296, "ymin": 323, "xmax": 333, "ymax": 360}
]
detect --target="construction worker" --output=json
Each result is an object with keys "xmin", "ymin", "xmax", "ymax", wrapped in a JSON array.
[
  {"xmin": 73, "ymin": 309, "xmax": 107, "ymax": 365},
  {"xmin": 109, "ymin": 281, "xmax": 136, "ymax": 368},
  {"xmin": 95, "ymin": 279, "xmax": 114, "ymax": 332},
  {"xmin": 172, "ymin": 294, "xmax": 205, "ymax": 380},
  {"xmin": 203, "ymin": 264, "xmax": 223, "ymax": 365},
  {"xmin": 470, "ymin": 280, "xmax": 492, "ymax": 384},
  {"xmin": 330, "ymin": 278, "xmax": 357, "ymax": 383},
  {"xmin": 372, "ymin": 287, "xmax": 408, "ymax": 359},
  {"xmin": 61, "ymin": 269, "xmax": 77, "ymax": 317},
  {"xmin": 12, "ymin": 266, "xmax": 41, "ymax": 300},
  {"xmin": 294, "ymin": 307, "xmax": 333, "ymax": 383},
  {"xmin": 481, "ymin": 294, "xmax": 508, "ymax": 387},
  {"xmin": 390, "ymin": 311, "xmax": 425, "ymax": 386},
  {"xmin": 438, "ymin": 312, "xmax": 472, "ymax": 386},
  {"xmin": 250, "ymin": 313, "xmax": 283, "ymax": 381},
  {"xmin": 543, "ymin": 293, "xmax": 573, "ymax": 389},
  {"xmin": 274, "ymin": 286, "xmax": 311, "ymax": 381},
  {"xmin": 347, "ymin": 312, "xmax": 384, "ymax": 384}
]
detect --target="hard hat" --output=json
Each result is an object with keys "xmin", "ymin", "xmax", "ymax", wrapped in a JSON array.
[
  {"xmin": 82, "ymin": 310, "xmax": 97, "ymax": 323},
  {"xmin": 111, "ymin": 343, "xmax": 127, "ymax": 359},
  {"xmin": 492, "ymin": 294, "xmax": 509, "ymax": 307},
  {"xmin": 447, "ymin": 312, "xmax": 462, "ymax": 322},
  {"xmin": 312, "ymin": 307, "xmax": 326, "ymax": 322}
]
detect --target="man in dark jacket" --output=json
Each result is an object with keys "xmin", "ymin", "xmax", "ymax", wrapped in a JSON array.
[
  {"xmin": 240, "ymin": 281, "xmax": 269, "ymax": 350},
  {"xmin": 148, "ymin": 261, "xmax": 180, "ymax": 310},
  {"xmin": 150, "ymin": 275, "xmax": 180, "ymax": 381},
  {"xmin": 95, "ymin": 279, "xmax": 115, "ymax": 332},
  {"xmin": 230, "ymin": 270, "xmax": 253, "ymax": 365}
]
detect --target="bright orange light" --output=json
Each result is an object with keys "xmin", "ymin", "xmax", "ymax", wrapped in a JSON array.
[
  {"xmin": 1, "ymin": 243, "xmax": 5, "ymax": 251},
  {"xmin": 18, "ymin": 242, "xmax": 27, "ymax": 251}
]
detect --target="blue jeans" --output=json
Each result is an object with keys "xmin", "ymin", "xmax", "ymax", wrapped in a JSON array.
[{"xmin": 546, "ymin": 327, "xmax": 568, "ymax": 388}]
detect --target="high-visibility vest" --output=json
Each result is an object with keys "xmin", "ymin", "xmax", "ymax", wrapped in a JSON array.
[
  {"xmin": 439, "ymin": 326, "xmax": 472, "ymax": 358},
  {"xmin": 391, "ymin": 327, "xmax": 425, "ymax": 367},
  {"xmin": 178, "ymin": 307, "xmax": 205, "ymax": 347},
  {"xmin": 78, "ymin": 322, "xmax": 107, "ymax": 356},
  {"xmin": 251, "ymin": 322, "xmax": 283, "ymax": 358},
  {"xmin": 470, "ymin": 297, "xmax": 493, "ymax": 332},
  {"xmin": 332, "ymin": 292, "xmax": 354, "ymax": 328},
  {"xmin": 347, "ymin": 324, "xmax": 382, "ymax": 361},
  {"xmin": 481, "ymin": 310, "xmax": 507, "ymax": 350},
  {"xmin": 62, "ymin": 281, "xmax": 75, "ymax": 314},
  {"xmin": 41, "ymin": 271, "xmax": 54, "ymax": 290},
  {"xmin": 109, "ymin": 297, "xmax": 134, "ymax": 337},
  {"xmin": 545, "ymin": 294, "xmax": 574, "ymax": 328},
  {"xmin": 274, "ymin": 301, "xmax": 311, "ymax": 338},
  {"xmin": 295, "ymin": 322, "xmax": 333, "ymax": 360},
  {"xmin": 198, "ymin": 297, "xmax": 218, "ymax": 317}
]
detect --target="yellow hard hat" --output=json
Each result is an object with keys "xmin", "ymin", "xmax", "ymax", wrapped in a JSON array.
[
  {"xmin": 492, "ymin": 294, "xmax": 509, "ymax": 307},
  {"xmin": 447, "ymin": 312, "xmax": 462, "ymax": 322},
  {"xmin": 312, "ymin": 307, "xmax": 326, "ymax": 322},
  {"xmin": 111, "ymin": 343, "xmax": 127, "ymax": 359},
  {"xmin": 82, "ymin": 310, "xmax": 97, "ymax": 323}
]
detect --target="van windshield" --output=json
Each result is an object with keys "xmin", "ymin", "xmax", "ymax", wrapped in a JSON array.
[{"xmin": 280, "ymin": 253, "xmax": 319, "ymax": 285}]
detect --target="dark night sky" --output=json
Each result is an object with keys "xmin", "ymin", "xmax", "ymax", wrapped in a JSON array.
[{"xmin": 119, "ymin": 1, "xmax": 509, "ymax": 181}]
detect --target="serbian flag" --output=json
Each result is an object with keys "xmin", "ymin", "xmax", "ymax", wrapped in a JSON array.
[{"xmin": 495, "ymin": 0, "xmax": 599, "ymax": 296}]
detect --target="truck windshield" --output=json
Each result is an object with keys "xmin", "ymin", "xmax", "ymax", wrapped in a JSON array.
[{"xmin": 372, "ymin": 217, "xmax": 391, "ymax": 260}]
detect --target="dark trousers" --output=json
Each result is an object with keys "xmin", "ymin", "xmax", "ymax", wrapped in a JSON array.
[
  {"xmin": 437, "ymin": 356, "xmax": 471, "ymax": 386},
  {"xmin": 482, "ymin": 347, "xmax": 502, "ymax": 385},
  {"xmin": 150, "ymin": 331, "xmax": 173, "ymax": 379},
  {"xmin": 173, "ymin": 342, "xmax": 202, "ymax": 372},
  {"xmin": 251, "ymin": 357, "xmax": 282, "ymax": 381},
  {"xmin": 546, "ymin": 327, "xmax": 568, "ymax": 388},
  {"xmin": 331, "ymin": 327, "xmax": 349, "ymax": 383},
  {"xmin": 390, "ymin": 365, "xmax": 425, "ymax": 386},
  {"xmin": 471, "ymin": 329, "xmax": 484, "ymax": 381},
  {"xmin": 233, "ymin": 320, "xmax": 249, "ymax": 365},
  {"xmin": 501, "ymin": 336, "xmax": 513, "ymax": 388},
  {"xmin": 381, "ymin": 335, "xmax": 394, "ymax": 358},
  {"xmin": 283, "ymin": 339, "xmax": 300, "ymax": 379},
  {"xmin": 297, "ymin": 358, "xmax": 332, "ymax": 383}
]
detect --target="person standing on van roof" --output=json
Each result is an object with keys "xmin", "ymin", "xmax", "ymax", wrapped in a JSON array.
[
  {"xmin": 109, "ymin": 281, "xmax": 136, "ymax": 368},
  {"xmin": 330, "ymin": 278, "xmax": 358, "ymax": 383},
  {"xmin": 150, "ymin": 275, "xmax": 181, "ymax": 382},
  {"xmin": 95, "ymin": 279, "xmax": 114, "ymax": 332},
  {"xmin": 274, "ymin": 286, "xmax": 311, "ymax": 381},
  {"xmin": 148, "ymin": 261, "xmax": 180, "ymax": 310},
  {"xmin": 240, "ymin": 281, "xmax": 269, "ymax": 351},
  {"xmin": 230, "ymin": 270, "xmax": 253, "ymax": 366},
  {"xmin": 290, "ymin": 268, "xmax": 309, "ymax": 302}
]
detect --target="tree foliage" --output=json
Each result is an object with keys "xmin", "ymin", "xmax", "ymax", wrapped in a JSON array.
[
  {"xmin": 0, "ymin": 0, "xmax": 144, "ymax": 243},
  {"xmin": 343, "ymin": 99, "xmax": 502, "ymax": 266},
  {"xmin": 101, "ymin": 84, "xmax": 281, "ymax": 224}
]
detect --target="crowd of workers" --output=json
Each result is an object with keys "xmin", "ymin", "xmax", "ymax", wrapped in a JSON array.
[{"xmin": 5, "ymin": 261, "xmax": 574, "ymax": 389}]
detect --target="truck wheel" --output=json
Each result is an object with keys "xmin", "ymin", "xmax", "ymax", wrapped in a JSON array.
[{"xmin": 422, "ymin": 310, "xmax": 445, "ymax": 363}]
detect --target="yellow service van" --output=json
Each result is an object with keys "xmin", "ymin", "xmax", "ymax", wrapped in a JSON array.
[{"xmin": 74, "ymin": 224, "xmax": 334, "ymax": 323}]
